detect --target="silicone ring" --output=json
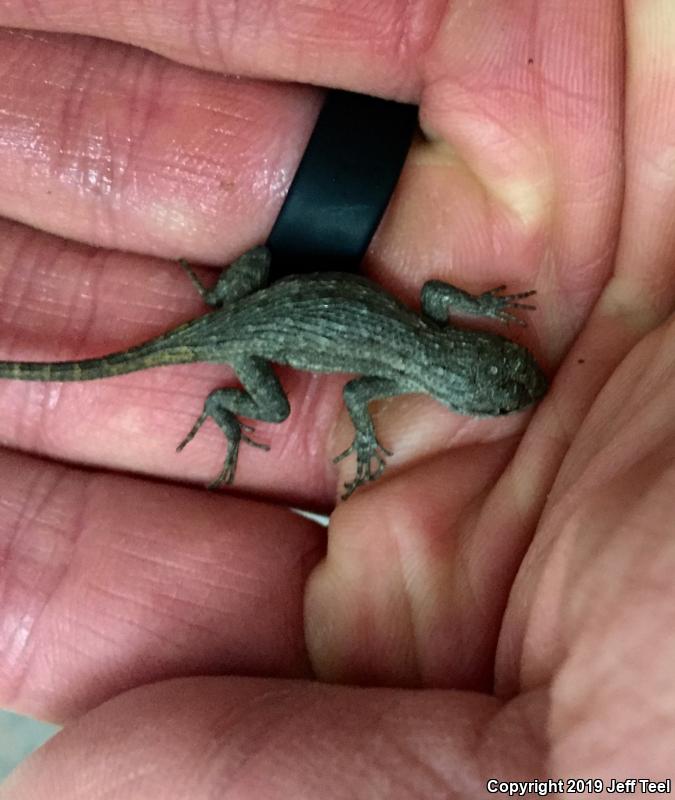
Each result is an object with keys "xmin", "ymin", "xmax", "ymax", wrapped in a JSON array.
[{"xmin": 266, "ymin": 90, "xmax": 418, "ymax": 276}]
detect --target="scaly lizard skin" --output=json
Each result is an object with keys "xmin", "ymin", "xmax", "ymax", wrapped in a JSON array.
[{"xmin": 0, "ymin": 246, "xmax": 547, "ymax": 497}]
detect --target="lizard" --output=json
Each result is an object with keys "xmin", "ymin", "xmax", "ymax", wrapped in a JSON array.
[{"xmin": 0, "ymin": 246, "xmax": 547, "ymax": 497}]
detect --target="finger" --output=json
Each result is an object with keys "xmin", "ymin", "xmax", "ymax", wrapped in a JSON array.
[
  {"xmin": 0, "ymin": 0, "xmax": 443, "ymax": 98},
  {"xmin": 497, "ymin": 0, "xmax": 675, "ymax": 690},
  {"xmin": 0, "ymin": 29, "xmax": 320, "ymax": 262},
  {"xmin": 497, "ymin": 323, "xmax": 675, "ymax": 780},
  {"xmin": 0, "ymin": 220, "xmax": 341, "ymax": 504},
  {"xmin": 0, "ymin": 29, "xmax": 434, "ymax": 289},
  {"xmin": 0, "ymin": 676, "xmax": 548, "ymax": 799},
  {"xmin": 0, "ymin": 449, "xmax": 324, "ymax": 722},
  {"xmin": 308, "ymin": 432, "xmax": 538, "ymax": 690},
  {"xmin": 498, "ymin": 315, "xmax": 675, "ymax": 693},
  {"xmin": 611, "ymin": 0, "xmax": 675, "ymax": 322}
]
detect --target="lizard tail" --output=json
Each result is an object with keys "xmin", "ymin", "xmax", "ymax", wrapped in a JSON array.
[{"xmin": 0, "ymin": 341, "xmax": 197, "ymax": 382}]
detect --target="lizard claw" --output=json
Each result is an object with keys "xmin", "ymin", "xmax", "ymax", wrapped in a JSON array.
[
  {"xmin": 332, "ymin": 442, "xmax": 355, "ymax": 464},
  {"xmin": 241, "ymin": 431, "xmax": 270, "ymax": 451},
  {"xmin": 176, "ymin": 411, "xmax": 208, "ymax": 452}
]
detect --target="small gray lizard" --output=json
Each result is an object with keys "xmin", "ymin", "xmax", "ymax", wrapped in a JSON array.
[{"xmin": 0, "ymin": 246, "xmax": 547, "ymax": 497}]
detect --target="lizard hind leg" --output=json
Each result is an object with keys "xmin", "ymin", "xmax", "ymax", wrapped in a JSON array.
[{"xmin": 176, "ymin": 357, "xmax": 290, "ymax": 488}]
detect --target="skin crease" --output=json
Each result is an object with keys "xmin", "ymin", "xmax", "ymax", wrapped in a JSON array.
[{"xmin": 0, "ymin": 0, "xmax": 673, "ymax": 796}]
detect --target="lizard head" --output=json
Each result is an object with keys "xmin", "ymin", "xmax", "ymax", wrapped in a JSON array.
[{"xmin": 431, "ymin": 332, "xmax": 548, "ymax": 417}]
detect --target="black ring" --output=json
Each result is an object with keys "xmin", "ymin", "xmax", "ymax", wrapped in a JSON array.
[{"xmin": 266, "ymin": 90, "xmax": 418, "ymax": 277}]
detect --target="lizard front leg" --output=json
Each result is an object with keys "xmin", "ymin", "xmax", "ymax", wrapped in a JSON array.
[
  {"xmin": 421, "ymin": 280, "xmax": 536, "ymax": 326},
  {"xmin": 333, "ymin": 377, "xmax": 401, "ymax": 499},
  {"xmin": 176, "ymin": 356, "xmax": 290, "ymax": 488},
  {"xmin": 179, "ymin": 246, "xmax": 271, "ymax": 308}
]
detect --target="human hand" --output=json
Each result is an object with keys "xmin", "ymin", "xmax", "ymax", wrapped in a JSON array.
[{"xmin": 0, "ymin": 1, "xmax": 674, "ymax": 797}]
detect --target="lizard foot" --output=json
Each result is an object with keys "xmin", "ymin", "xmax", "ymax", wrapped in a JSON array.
[
  {"xmin": 334, "ymin": 433, "xmax": 393, "ymax": 499},
  {"xmin": 206, "ymin": 427, "xmax": 270, "ymax": 489},
  {"xmin": 477, "ymin": 286, "xmax": 537, "ymax": 327},
  {"xmin": 176, "ymin": 408, "xmax": 270, "ymax": 488},
  {"xmin": 207, "ymin": 439, "xmax": 241, "ymax": 488}
]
